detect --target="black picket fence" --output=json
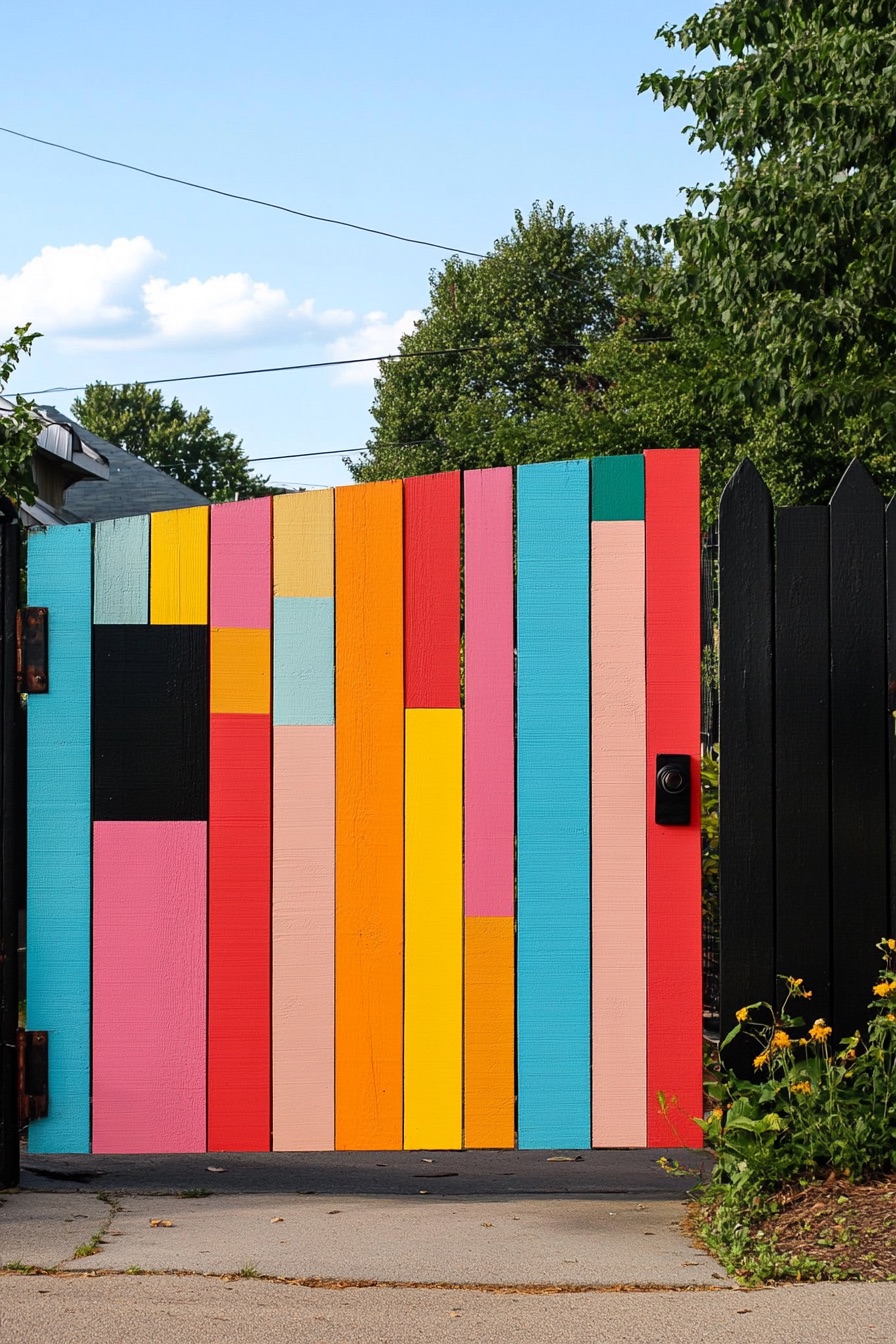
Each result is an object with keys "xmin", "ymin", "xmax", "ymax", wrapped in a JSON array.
[{"xmin": 717, "ymin": 458, "xmax": 896, "ymax": 1071}]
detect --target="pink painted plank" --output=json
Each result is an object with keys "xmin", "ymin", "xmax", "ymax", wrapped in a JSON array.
[
  {"xmin": 272, "ymin": 724, "xmax": 335, "ymax": 1151},
  {"xmin": 210, "ymin": 497, "xmax": 272, "ymax": 629},
  {"xmin": 591, "ymin": 520, "xmax": 647, "ymax": 1147},
  {"xmin": 92, "ymin": 822, "xmax": 206, "ymax": 1154},
  {"xmin": 463, "ymin": 468, "xmax": 515, "ymax": 917}
]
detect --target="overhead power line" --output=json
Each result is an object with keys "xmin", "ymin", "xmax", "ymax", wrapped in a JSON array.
[
  {"xmin": 0, "ymin": 125, "xmax": 486, "ymax": 258},
  {"xmin": 248, "ymin": 438, "xmax": 436, "ymax": 462},
  {"xmin": 16, "ymin": 346, "xmax": 488, "ymax": 397}
]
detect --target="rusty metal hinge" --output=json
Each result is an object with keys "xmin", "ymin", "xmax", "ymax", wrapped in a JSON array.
[
  {"xmin": 16, "ymin": 608, "xmax": 48, "ymax": 694},
  {"xmin": 17, "ymin": 1030, "xmax": 48, "ymax": 1123}
]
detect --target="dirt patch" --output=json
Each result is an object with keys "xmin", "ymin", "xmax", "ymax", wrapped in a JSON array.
[{"xmin": 754, "ymin": 1172, "xmax": 896, "ymax": 1281}]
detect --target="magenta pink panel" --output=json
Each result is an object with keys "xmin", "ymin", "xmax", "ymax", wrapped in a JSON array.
[
  {"xmin": 92, "ymin": 822, "xmax": 206, "ymax": 1154},
  {"xmin": 464, "ymin": 468, "xmax": 515, "ymax": 916},
  {"xmin": 210, "ymin": 497, "xmax": 272, "ymax": 629}
]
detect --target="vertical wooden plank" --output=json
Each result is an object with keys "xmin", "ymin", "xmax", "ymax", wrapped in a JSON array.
[
  {"xmin": 404, "ymin": 709, "xmax": 463, "ymax": 1149},
  {"xmin": 150, "ymin": 507, "xmax": 208, "ymax": 624},
  {"xmin": 26, "ymin": 525, "xmax": 92, "ymax": 1153},
  {"xmin": 404, "ymin": 473, "xmax": 461, "ymax": 708},
  {"xmin": 463, "ymin": 467, "xmax": 515, "ymax": 1149},
  {"xmin": 591, "ymin": 455, "xmax": 647, "ymax": 1148},
  {"xmin": 94, "ymin": 515, "xmax": 149, "ymax": 624},
  {"xmin": 830, "ymin": 460, "xmax": 888, "ymax": 1038},
  {"xmin": 335, "ymin": 480, "xmax": 404, "ymax": 1150},
  {"xmin": 516, "ymin": 459, "xmax": 591, "ymax": 1150},
  {"xmin": 718, "ymin": 460, "xmax": 775, "ymax": 1077},
  {"xmin": 0, "ymin": 505, "xmax": 21, "ymax": 1188},
  {"xmin": 645, "ymin": 448, "xmax": 702, "ymax": 1148},
  {"xmin": 92, "ymin": 821, "xmax": 206, "ymax": 1153},
  {"xmin": 775, "ymin": 508, "xmax": 831, "ymax": 1021},
  {"xmin": 272, "ymin": 489, "xmax": 335, "ymax": 1153},
  {"xmin": 887, "ymin": 497, "xmax": 896, "ymax": 941},
  {"xmin": 208, "ymin": 497, "xmax": 272, "ymax": 1152}
]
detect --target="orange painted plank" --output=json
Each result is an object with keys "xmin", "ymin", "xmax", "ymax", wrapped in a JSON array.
[
  {"xmin": 463, "ymin": 917, "xmax": 515, "ymax": 1149},
  {"xmin": 334, "ymin": 480, "xmax": 405, "ymax": 1150}
]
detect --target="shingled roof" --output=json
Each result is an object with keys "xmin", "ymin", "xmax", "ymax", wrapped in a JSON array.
[{"xmin": 38, "ymin": 406, "xmax": 209, "ymax": 522}]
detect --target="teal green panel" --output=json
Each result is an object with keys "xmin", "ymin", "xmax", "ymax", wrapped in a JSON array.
[
  {"xmin": 591, "ymin": 455, "xmax": 645, "ymax": 521},
  {"xmin": 94, "ymin": 515, "xmax": 149, "ymax": 623}
]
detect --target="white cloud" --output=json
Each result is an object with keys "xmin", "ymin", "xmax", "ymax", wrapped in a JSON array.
[
  {"xmin": 142, "ymin": 273, "xmax": 292, "ymax": 344},
  {"xmin": 326, "ymin": 309, "xmax": 423, "ymax": 385},
  {"xmin": 0, "ymin": 237, "xmax": 161, "ymax": 334}
]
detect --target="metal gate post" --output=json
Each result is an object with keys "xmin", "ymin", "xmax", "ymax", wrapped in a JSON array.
[{"xmin": 0, "ymin": 499, "xmax": 21, "ymax": 1188}]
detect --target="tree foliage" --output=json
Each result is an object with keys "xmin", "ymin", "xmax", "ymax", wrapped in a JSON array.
[
  {"xmin": 0, "ymin": 325, "xmax": 43, "ymax": 504},
  {"xmin": 640, "ymin": 2, "xmax": 896, "ymax": 429},
  {"xmin": 72, "ymin": 382, "xmax": 271, "ymax": 502}
]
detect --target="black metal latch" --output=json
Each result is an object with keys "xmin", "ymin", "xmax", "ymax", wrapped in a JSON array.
[
  {"xmin": 17, "ymin": 1030, "xmax": 49, "ymax": 1123},
  {"xmin": 16, "ymin": 608, "xmax": 48, "ymax": 694},
  {"xmin": 655, "ymin": 754, "xmax": 692, "ymax": 826}
]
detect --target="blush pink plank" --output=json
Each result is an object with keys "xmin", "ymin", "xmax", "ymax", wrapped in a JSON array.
[
  {"xmin": 92, "ymin": 822, "xmax": 207, "ymax": 1154},
  {"xmin": 463, "ymin": 468, "xmax": 514, "ymax": 917},
  {"xmin": 272, "ymin": 724, "xmax": 335, "ymax": 1150},
  {"xmin": 210, "ymin": 497, "xmax": 272, "ymax": 629},
  {"xmin": 591, "ymin": 521, "xmax": 647, "ymax": 1147}
]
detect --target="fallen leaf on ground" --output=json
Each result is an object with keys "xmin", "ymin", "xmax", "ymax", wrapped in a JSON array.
[
  {"xmin": 546, "ymin": 1156, "xmax": 575, "ymax": 1162},
  {"xmin": 149, "ymin": 1220, "xmax": 174, "ymax": 1228},
  {"xmin": 422, "ymin": 1158, "xmax": 434, "ymax": 1163},
  {"xmin": 481, "ymin": 1222, "xmax": 493, "ymax": 1227},
  {"xmin": 271, "ymin": 1218, "xmax": 284, "ymax": 1223},
  {"xmin": 449, "ymin": 1311, "xmax": 462, "ymax": 1318},
  {"xmin": 207, "ymin": 1166, "xmax": 226, "ymax": 1173}
]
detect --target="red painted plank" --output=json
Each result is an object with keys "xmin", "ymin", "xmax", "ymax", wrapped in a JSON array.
[
  {"xmin": 208, "ymin": 713, "xmax": 271, "ymax": 1151},
  {"xmin": 404, "ymin": 472, "xmax": 461, "ymax": 708},
  {"xmin": 645, "ymin": 449, "xmax": 703, "ymax": 1148}
]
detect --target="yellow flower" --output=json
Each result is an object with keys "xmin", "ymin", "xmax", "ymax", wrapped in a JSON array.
[
  {"xmin": 809, "ymin": 1020, "xmax": 832, "ymax": 1042},
  {"xmin": 887, "ymin": 939, "xmax": 895, "ymax": 951},
  {"xmin": 789, "ymin": 1081, "xmax": 812, "ymax": 1095},
  {"xmin": 753, "ymin": 1050, "xmax": 770, "ymax": 1069},
  {"xmin": 804, "ymin": 990, "xmax": 813, "ymax": 998},
  {"xmin": 799, "ymin": 1038, "xmax": 809, "ymax": 1046},
  {"xmin": 845, "ymin": 1048, "xmax": 857, "ymax": 1060},
  {"xmin": 772, "ymin": 1030, "xmax": 792, "ymax": 1050},
  {"xmin": 887, "ymin": 1014, "xmax": 895, "ymax": 1023},
  {"xmin": 711, "ymin": 1107, "xmax": 723, "ymax": 1120},
  {"xmin": 873, "ymin": 982, "xmax": 896, "ymax": 998},
  {"xmin": 736, "ymin": 1007, "xmax": 748, "ymax": 1023}
]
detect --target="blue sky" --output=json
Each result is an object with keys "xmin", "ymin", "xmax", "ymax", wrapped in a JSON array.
[{"xmin": 1, "ymin": 0, "xmax": 707, "ymax": 489}]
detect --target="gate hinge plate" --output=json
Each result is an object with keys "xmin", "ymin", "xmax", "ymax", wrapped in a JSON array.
[
  {"xmin": 16, "ymin": 608, "xmax": 48, "ymax": 694},
  {"xmin": 17, "ymin": 1030, "xmax": 49, "ymax": 1122}
]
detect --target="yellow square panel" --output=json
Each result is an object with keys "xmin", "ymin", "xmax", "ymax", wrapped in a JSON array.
[{"xmin": 211, "ymin": 628, "xmax": 271, "ymax": 714}]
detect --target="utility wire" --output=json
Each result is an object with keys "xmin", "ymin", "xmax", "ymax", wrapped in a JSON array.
[
  {"xmin": 16, "ymin": 346, "xmax": 488, "ymax": 397},
  {"xmin": 0, "ymin": 125, "xmax": 486, "ymax": 258},
  {"xmin": 248, "ymin": 438, "xmax": 435, "ymax": 462}
]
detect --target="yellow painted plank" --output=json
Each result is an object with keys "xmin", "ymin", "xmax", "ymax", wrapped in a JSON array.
[
  {"xmin": 464, "ymin": 917, "xmax": 516, "ymax": 1148},
  {"xmin": 211, "ymin": 628, "xmax": 271, "ymax": 714},
  {"xmin": 150, "ymin": 507, "xmax": 209, "ymax": 625},
  {"xmin": 274, "ymin": 490, "xmax": 334, "ymax": 598},
  {"xmin": 403, "ymin": 708, "xmax": 463, "ymax": 1149}
]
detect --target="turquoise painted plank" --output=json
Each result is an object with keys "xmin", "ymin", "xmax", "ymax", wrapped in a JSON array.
[
  {"xmin": 273, "ymin": 597, "xmax": 335, "ymax": 726},
  {"xmin": 591, "ymin": 455, "xmax": 645, "ymax": 522},
  {"xmin": 27, "ymin": 525, "xmax": 93, "ymax": 1153},
  {"xmin": 516, "ymin": 460, "xmax": 591, "ymax": 1149},
  {"xmin": 94, "ymin": 515, "xmax": 149, "ymax": 623}
]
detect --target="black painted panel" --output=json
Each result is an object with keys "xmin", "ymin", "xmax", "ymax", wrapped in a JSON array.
[
  {"xmin": 93, "ymin": 625, "xmax": 209, "ymax": 821},
  {"xmin": 830, "ymin": 461, "xmax": 888, "ymax": 1039},
  {"xmin": 774, "ymin": 508, "xmax": 831, "ymax": 1021},
  {"xmin": 718, "ymin": 461, "xmax": 775, "ymax": 1073}
]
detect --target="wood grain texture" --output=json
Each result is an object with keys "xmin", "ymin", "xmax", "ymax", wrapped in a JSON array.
[
  {"xmin": 591, "ymin": 455, "xmax": 645, "ymax": 522},
  {"xmin": 829, "ymin": 460, "xmax": 888, "ymax": 1039},
  {"xmin": 403, "ymin": 709, "xmax": 463, "ymax": 1150},
  {"xmin": 888, "ymin": 497, "xmax": 896, "ymax": 941},
  {"xmin": 403, "ymin": 472, "xmax": 460, "ymax": 708},
  {"xmin": 591, "ymin": 517, "xmax": 647, "ymax": 1148},
  {"xmin": 775, "ymin": 508, "xmax": 831, "ymax": 1023},
  {"xmin": 272, "ymin": 725, "xmax": 335, "ymax": 1152},
  {"xmin": 273, "ymin": 598, "xmax": 335, "ymax": 726},
  {"xmin": 718, "ymin": 461, "xmax": 776, "ymax": 1076},
  {"xmin": 334, "ymin": 480, "xmax": 405, "ymax": 1150},
  {"xmin": 274, "ymin": 489, "xmax": 334, "ymax": 598},
  {"xmin": 93, "ymin": 625, "xmax": 209, "ymax": 821},
  {"xmin": 92, "ymin": 821, "xmax": 206, "ymax": 1153},
  {"xmin": 208, "ymin": 713, "xmax": 272, "ymax": 1151},
  {"xmin": 210, "ymin": 497, "xmax": 272, "ymax": 628},
  {"xmin": 150, "ymin": 506, "xmax": 208, "ymax": 624},
  {"xmin": 463, "ymin": 467, "xmax": 514, "ymax": 918},
  {"xmin": 463, "ymin": 917, "xmax": 515, "ymax": 1149},
  {"xmin": 210, "ymin": 628, "xmax": 271, "ymax": 715},
  {"xmin": 94, "ymin": 515, "xmax": 149, "ymax": 624},
  {"xmin": 26, "ymin": 525, "xmax": 92, "ymax": 1154},
  {"xmin": 516, "ymin": 460, "xmax": 591, "ymax": 1150},
  {"xmin": 644, "ymin": 449, "xmax": 703, "ymax": 1149}
]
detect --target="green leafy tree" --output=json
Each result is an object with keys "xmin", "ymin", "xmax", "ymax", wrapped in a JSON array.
[
  {"xmin": 640, "ymin": 2, "xmax": 896, "ymax": 432},
  {"xmin": 0, "ymin": 325, "xmax": 43, "ymax": 504},
  {"xmin": 72, "ymin": 382, "xmax": 271, "ymax": 502}
]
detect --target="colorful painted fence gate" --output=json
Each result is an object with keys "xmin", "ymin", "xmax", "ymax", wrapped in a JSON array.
[{"xmin": 26, "ymin": 452, "xmax": 703, "ymax": 1154}]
